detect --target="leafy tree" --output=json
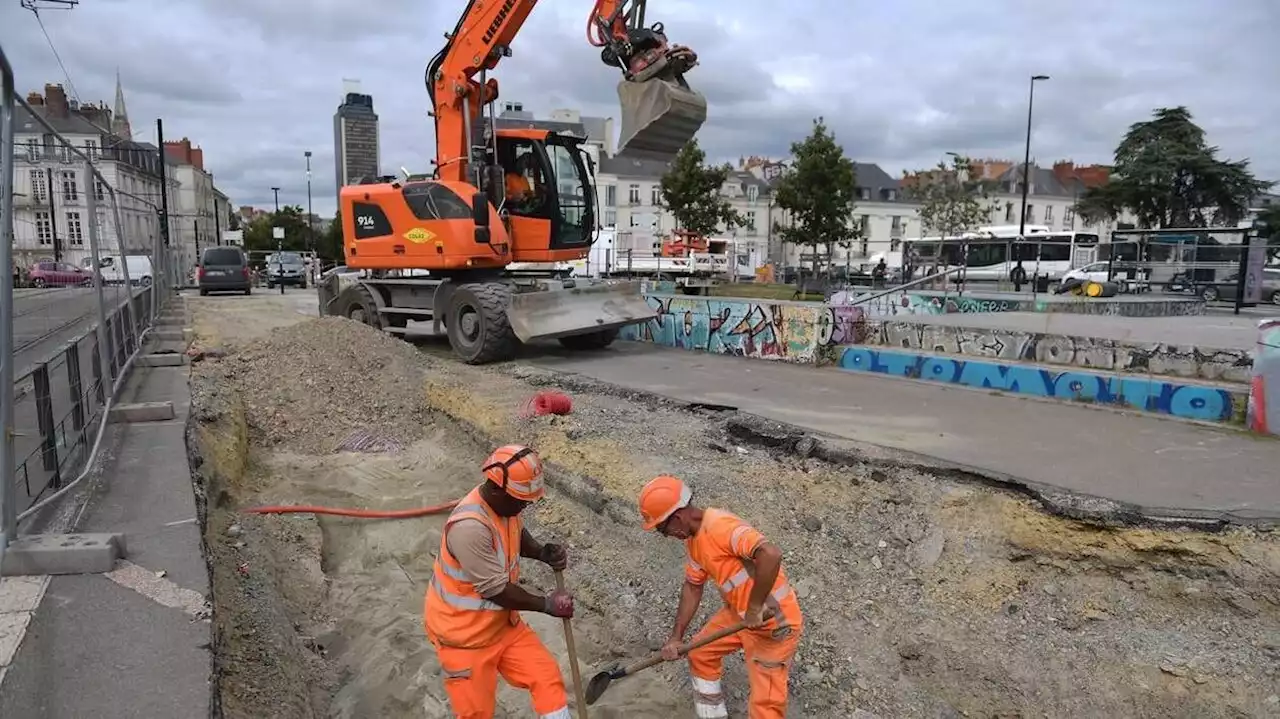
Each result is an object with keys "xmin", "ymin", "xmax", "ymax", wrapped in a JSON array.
[
  {"xmin": 318, "ymin": 210, "xmax": 345, "ymax": 262},
  {"xmin": 243, "ymin": 205, "xmax": 311, "ymax": 254},
  {"xmin": 1075, "ymin": 107, "xmax": 1272, "ymax": 228},
  {"xmin": 907, "ymin": 154, "xmax": 999, "ymax": 239},
  {"xmin": 772, "ymin": 117, "xmax": 859, "ymax": 276},
  {"xmin": 1257, "ymin": 204, "xmax": 1280, "ymax": 261},
  {"xmin": 658, "ymin": 138, "xmax": 743, "ymax": 236}
]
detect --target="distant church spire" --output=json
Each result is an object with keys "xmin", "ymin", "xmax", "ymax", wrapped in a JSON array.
[{"xmin": 111, "ymin": 68, "xmax": 132, "ymax": 139}]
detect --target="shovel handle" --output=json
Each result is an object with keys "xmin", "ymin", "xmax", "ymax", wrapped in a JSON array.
[
  {"xmin": 622, "ymin": 620, "xmax": 750, "ymax": 676},
  {"xmin": 554, "ymin": 570, "xmax": 591, "ymax": 719}
]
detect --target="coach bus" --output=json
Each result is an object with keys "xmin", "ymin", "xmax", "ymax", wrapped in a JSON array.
[{"xmin": 903, "ymin": 226, "xmax": 1100, "ymax": 280}]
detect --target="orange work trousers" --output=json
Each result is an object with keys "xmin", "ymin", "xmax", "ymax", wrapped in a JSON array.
[
  {"xmin": 687, "ymin": 608, "xmax": 802, "ymax": 719},
  {"xmin": 432, "ymin": 621, "xmax": 570, "ymax": 719}
]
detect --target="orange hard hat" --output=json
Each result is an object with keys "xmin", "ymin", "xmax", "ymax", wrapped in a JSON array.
[
  {"xmin": 638, "ymin": 475, "xmax": 691, "ymax": 530},
  {"xmin": 483, "ymin": 444, "xmax": 545, "ymax": 501}
]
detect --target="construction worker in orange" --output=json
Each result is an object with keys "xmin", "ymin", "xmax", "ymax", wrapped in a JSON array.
[
  {"xmin": 423, "ymin": 444, "xmax": 575, "ymax": 719},
  {"xmin": 639, "ymin": 475, "xmax": 803, "ymax": 719}
]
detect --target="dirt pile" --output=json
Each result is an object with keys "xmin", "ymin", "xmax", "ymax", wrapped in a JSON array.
[
  {"xmin": 189, "ymin": 294, "xmax": 1280, "ymax": 719},
  {"xmin": 205, "ymin": 316, "xmax": 430, "ymax": 454}
]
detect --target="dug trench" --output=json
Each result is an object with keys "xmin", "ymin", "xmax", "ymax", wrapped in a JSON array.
[{"xmin": 185, "ymin": 294, "xmax": 1280, "ymax": 718}]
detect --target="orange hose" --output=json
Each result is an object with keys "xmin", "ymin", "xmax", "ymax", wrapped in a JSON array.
[{"xmin": 244, "ymin": 499, "xmax": 459, "ymax": 519}]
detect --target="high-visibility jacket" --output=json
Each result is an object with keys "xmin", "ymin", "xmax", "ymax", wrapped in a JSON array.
[
  {"xmin": 684, "ymin": 509, "xmax": 802, "ymax": 636},
  {"xmin": 424, "ymin": 486, "xmax": 523, "ymax": 649}
]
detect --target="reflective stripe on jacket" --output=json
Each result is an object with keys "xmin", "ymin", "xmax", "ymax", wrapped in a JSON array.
[
  {"xmin": 684, "ymin": 509, "xmax": 802, "ymax": 635},
  {"xmin": 424, "ymin": 486, "xmax": 522, "ymax": 648}
]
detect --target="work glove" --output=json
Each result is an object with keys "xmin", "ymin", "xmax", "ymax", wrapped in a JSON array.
[
  {"xmin": 544, "ymin": 589, "xmax": 575, "ymax": 618},
  {"xmin": 539, "ymin": 543, "xmax": 569, "ymax": 571}
]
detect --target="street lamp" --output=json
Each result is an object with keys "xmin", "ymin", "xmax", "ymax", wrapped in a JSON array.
[
  {"xmin": 271, "ymin": 186, "xmax": 281, "ymax": 213},
  {"xmin": 304, "ymin": 151, "xmax": 314, "ymax": 254},
  {"xmin": 1018, "ymin": 75, "xmax": 1050, "ymax": 239}
]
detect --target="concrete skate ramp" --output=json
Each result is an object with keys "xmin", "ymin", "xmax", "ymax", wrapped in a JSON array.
[
  {"xmin": 506, "ymin": 280, "xmax": 656, "ymax": 342},
  {"xmin": 617, "ymin": 78, "xmax": 708, "ymax": 161}
]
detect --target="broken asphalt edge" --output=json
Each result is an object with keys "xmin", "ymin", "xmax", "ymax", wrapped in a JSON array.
[{"xmin": 513, "ymin": 366, "xmax": 1279, "ymax": 532}]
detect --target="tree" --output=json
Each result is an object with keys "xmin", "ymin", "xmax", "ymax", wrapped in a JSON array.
[
  {"xmin": 318, "ymin": 210, "xmax": 345, "ymax": 262},
  {"xmin": 1257, "ymin": 204, "xmax": 1280, "ymax": 261},
  {"xmin": 1075, "ymin": 107, "xmax": 1272, "ymax": 228},
  {"xmin": 658, "ymin": 138, "xmax": 743, "ymax": 236},
  {"xmin": 907, "ymin": 154, "xmax": 999, "ymax": 239},
  {"xmin": 772, "ymin": 117, "xmax": 859, "ymax": 276},
  {"xmin": 243, "ymin": 204, "xmax": 311, "ymax": 254}
]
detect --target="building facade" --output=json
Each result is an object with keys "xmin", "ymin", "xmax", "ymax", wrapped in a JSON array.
[
  {"xmin": 9, "ymin": 83, "xmax": 170, "ymax": 270},
  {"xmin": 163, "ymin": 138, "xmax": 217, "ymax": 275},
  {"xmin": 333, "ymin": 82, "xmax": 380, "ymax": 203}
]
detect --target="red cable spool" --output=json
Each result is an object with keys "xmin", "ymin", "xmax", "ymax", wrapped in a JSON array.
[{"xmin": 520, "ymin": 391, "xmax": 573, "ymax": 419}]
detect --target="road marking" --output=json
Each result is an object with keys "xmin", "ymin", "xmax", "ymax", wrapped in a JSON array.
[
  {"xmin": 164, "ymin": 517, "xmax": 197, "ymax": 527},
  {"xmin": 104, "ymin": 561, "xmax": 210, "ymax": 620}
]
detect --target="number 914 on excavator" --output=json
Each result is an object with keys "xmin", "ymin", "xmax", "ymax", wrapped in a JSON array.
[{"xmin": 317, "ymin": 0, "xmax": 708, "ymax": 364}]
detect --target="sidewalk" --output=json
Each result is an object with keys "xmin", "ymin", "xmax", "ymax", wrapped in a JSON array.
[
  {"xmin": 0, "ymin": 337, "xmax": 211, "ymax": 717},
  {"xmin": 527, "ymin": 343, "xmax": 1280, "ymax": 524}
]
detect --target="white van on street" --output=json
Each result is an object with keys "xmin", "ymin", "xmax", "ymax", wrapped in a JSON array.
[{"xmin": 94, "ymin": 255, "xmax": 154, "ymax": 286}]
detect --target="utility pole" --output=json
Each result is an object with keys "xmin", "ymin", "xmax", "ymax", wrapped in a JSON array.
[
  {"xmin": 271, "ymin": 186, "xmax": 283, "ymax": 294},
  {"xmin": 305, "ymin": 151, "xmax": 314, "ymax": 252},
  {"xmin": 156, "ymin": 118, "xmax": 172, "ymax": 291},
  {"xmin": 1019, "ymin": 74, "xmax": 1049, "ymax": 297},
  {"xmin": 213, "ymin": 196, "xmax": 221, "ymax": 246},
  {"xmin": 46, "ymin": 167, "xmax": 61, "ymax": 261},
  {"xmin": 271, "ymin": 187, "xmax": 280, "ymax": 213},
  {"xmin": 193, "ymin": 219, "xmax": 199, "ymax": 264}
]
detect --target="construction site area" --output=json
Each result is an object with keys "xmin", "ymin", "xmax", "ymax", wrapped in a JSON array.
[{"xmin": 184, "ymin": 293, "xmax": 1279, "ymax": 719}]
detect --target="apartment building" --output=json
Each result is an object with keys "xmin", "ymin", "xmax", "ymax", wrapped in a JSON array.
[
  {"xmin": 9, "ymin": 83, "xmax": 173, "ymax": 270},
  {"xmin": 163, "ymin": 137, "xmax": 217, "ymax": 275}
]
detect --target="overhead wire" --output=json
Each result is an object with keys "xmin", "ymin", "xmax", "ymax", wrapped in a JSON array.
[{"xmin": 28, "ymin": 6, "xmax": 83, "ymax": 105}]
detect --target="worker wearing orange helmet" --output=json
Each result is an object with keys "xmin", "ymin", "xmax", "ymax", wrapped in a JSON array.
[
  {"xmin": 423, "ymin": 444, "xmax": 575, "ymax": 719},
  {"xmin": 638, "ymin": 475, "xmax": 803, "ymax": 719}
]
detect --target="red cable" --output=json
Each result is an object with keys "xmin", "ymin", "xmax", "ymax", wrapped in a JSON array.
[
  {"xmin": 244, "ymin": 499, "xmax": 458, "ymax": 519},
  {"xmin": 521, "ymin": 390, "xmax": 573, "ymax": 419}
]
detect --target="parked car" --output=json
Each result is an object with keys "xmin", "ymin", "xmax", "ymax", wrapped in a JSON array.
[
  {"xmin": 28, "ymin": 261, "xmax": 93, "ymax": 288},
  {"xmin": 1197, "ymin": 268, "xmax": 1280, "ymax": 304},
  {"xmin": 264, "ymin": 251, "xmax": 307, "ymax": 289},
  {"xmin": 95, "ymin": 254, "xmax": 154, "ymax": 286},
  {"xmin": 198, "ymin": 246, "xmax": 252, "ymax": 296}
]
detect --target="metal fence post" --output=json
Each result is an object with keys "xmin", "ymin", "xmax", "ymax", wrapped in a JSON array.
[
  {"xmin": 84, "ymin": 158, "xmax": 117, "ymax": 409},
  {"xmin": 1, "ymin": 44, "xmax": 19, "ymax": 555},
  {"xmin": 107, "ymin": 190, "xmax": 136, "ymax": 345}
]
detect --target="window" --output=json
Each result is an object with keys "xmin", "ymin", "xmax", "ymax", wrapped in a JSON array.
[
  {"xmin": 1063, "ymin": 207, "xmax": 1075, "ymax": 227},
  {"xmin": 1004, "ymin": 202, "xmax": 1014, "ymax": 222},
  {"xmin": 85, "ymin": 140, "xmax": 98, "ymax": 159},
  {"xmin": 745, "ymin": 211, "xmax": 757, "ymax": 233},
  {"xmin": 61, "ymin": 170, "xmax": 79, "ymax": 202},
  {"xmin": 604, "ymin": 185, "xmax": 616, "ymax": 207},
  {"xmin": 95, "ymin": 176, "xmax": 107, "ymax": 202},
  {"xmin": 890, "ymin": 215, "xmax": 903, "ymax": 236},
  {"xmin": 628, "ymin": 184, "xmax": 640, "ymax": 205},
  {"xmin": 746, "ymin": 185, "xmax": 759, "ymax": 202},
  {"xmin": 35, "ymin": 211, "xmax": 53, "ymax": 245},
  {"xmin": 203, "ymin": 247, "xmax": 246, "ymax": 265},
  {"xmin": 25, "ymin": 138, "xmax": 39, "ymax": 161},
  {"xmin": 1044, "ymin": 205, "xmax": 1054, "ymax": 225},
  {"xmin": 66, "ymin": 211, "xmax": 84, "ymax": 246},
  {"xmin": 859, "ymin": 214, "xmax": 870, "ymax": 234},
  {"xmin": 1026, "ymin": 205, "xmax": 1036, "ymax": 224},
  {"xmin": 858, "ymin": 187, "xmax": 871, "ymax": 200},
  {"xmin": 29, "ymin": 169, "xmax": 47, "ymax": 202},
  {"xmin": 650, "ymin": 186, "xmax": 661, "ymax": 206},
  {"xmin": 860, "ymin": 238, "xmax": 869, "ymax": 256},
  {"xmin": 604, "ymin": 209, "xmax": 616, "ymax": 227}
]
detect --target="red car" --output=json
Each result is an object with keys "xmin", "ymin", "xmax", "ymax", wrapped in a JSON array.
[{"xmin": 27, "ymin": 261, "xmax": 94, "ymax": 288}]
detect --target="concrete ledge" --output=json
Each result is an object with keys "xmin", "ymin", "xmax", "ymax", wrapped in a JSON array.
[
  {"xmin": 107, "ymin": 401, "xmax": 176, "ymax": 423},
  {"xmin": 137, "ymin": 353, "xmax": 186, "ymax": 367},
  {"xmin": 153, "ymin": 328, "xmax": 193, "ymax": 342},
  {"xmin": 0, "ymin": 533, "xmax": 127, "ymax": 576}
]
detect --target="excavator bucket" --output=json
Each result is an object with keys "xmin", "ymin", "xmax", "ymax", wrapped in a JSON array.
[
  {"xmin": 506, "ymin": 280, "xmax": 656, "ymax": 343},
  {"xmin": 617, "ymin": 78, "xmax": 708, "ymax": 161}
]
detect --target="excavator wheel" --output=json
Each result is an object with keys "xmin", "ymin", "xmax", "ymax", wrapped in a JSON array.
[
  {"xmin": 557, "ymin": 328, "xmax": 619, "ymax": 351},
  {"xmin": 446, "ymin": 282, "xmax": 520, "ymax": 364},
  {"xmin": 336, "ymin": 285, "xmax": 384, "ymax": 330}
]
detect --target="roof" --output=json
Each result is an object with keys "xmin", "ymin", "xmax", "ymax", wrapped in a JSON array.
[
  {"xmin": 853, "ymin": 162, "xmax": 906, "ymax": 203},
  {"xmin": 493, "ymin": 117, "xmax": 587, "ymax": 138},
  {"xmin": 14, "ymin": 102, "xmax": 105, "ymax": 137},
  {"xmin": 992, "ymin": 163, "xmax": 1089, "ymax": 197}
]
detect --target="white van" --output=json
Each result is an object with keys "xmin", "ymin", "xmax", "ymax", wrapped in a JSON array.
[{"xmin": 96, "ymin": 255, "xmax": 154, "ymax": 286}]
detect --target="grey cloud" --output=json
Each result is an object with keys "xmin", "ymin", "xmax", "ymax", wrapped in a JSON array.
[{"xmin": 2, "ymin": 0, "xmax": 1276, "ymax": 216}]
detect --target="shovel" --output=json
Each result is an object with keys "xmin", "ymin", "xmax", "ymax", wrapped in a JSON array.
[{"xmin": 584, "ymin": 620, "xmax": 749, "ymax": 705}]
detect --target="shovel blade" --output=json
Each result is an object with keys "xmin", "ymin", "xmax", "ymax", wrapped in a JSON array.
[
  {"xmin": 585, "ymin": 671, "xmax": 614, "ymax": 705},
  {"xmin": 506, "ymin": 280, "xmax": 655, "ymax": 343},
  {"xmin": 617, "ymin": 78, "xmax": 708, "ymax": 162}
]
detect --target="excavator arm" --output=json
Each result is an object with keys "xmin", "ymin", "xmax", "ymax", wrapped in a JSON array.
[{"xmin": 426, "ymin": 0, "xmax": 706, "ymax": 184}]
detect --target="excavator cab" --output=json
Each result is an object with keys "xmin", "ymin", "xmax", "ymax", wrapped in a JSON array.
[{"xmin": 490, "ymin": 129, "xmax": 595, "ymax": 262}]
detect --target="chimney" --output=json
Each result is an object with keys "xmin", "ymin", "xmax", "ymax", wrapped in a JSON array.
[
  {"xmin": 1052, "ymin": 160, "xmax": 1075, "ymax": 185},
  {"xmin": 164, "ymin": 137, "xmax": 195, "ymax": 165},
  {"xmin": 44, "ymin": 83, "xmax": 68, "ymax": 118},
  {"xmin": 190, "ymin": 147, "xmax": 204, "ymax": 171},
  {"xmin": 26, "ymin": 91, "xmax": 44, "ymax": 106}
]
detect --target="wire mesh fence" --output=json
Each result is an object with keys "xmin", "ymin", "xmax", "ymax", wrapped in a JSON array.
[{"xmin": 2, "ymin": 46, "xmax": 177, "ymax": 564}]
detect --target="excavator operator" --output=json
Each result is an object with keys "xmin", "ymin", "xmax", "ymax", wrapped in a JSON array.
[
  {"xmin": 423, "ymin": 445, "xmax": 575, "ymax": 719},
  {"xmin": 503, "ymin": 152, "xmax": 543, "ymax": 212}
]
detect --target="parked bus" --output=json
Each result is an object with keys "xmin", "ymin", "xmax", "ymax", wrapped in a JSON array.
[{"xmin": 902, "ymin": 226, "xmax": 1100, "ymax": 281}]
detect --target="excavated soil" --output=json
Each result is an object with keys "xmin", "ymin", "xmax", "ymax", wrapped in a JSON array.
[{"xmin": 187, "ymin": 293, "xmax": 1280, "ymax": 718}]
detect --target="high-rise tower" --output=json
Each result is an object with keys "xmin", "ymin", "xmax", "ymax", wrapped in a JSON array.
[{"xmin": 332, "ymin": 79, "xmax": 380, "ymax": 204}]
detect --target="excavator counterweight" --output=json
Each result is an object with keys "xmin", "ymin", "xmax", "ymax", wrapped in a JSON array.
[{"xmin": 617, "ymin": 77, "xmax": 708, "ymax": 161}]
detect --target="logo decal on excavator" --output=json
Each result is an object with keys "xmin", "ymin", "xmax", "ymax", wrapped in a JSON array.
[
  {"xmin": 482, "ymin": 0, "xmax": 517, "ymax": 43},
  {"xmin": 404, "ymin": 228, "xmax": 435, "ymax": 244}
]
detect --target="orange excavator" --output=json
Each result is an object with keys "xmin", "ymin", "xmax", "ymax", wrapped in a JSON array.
[{"xmin": 319, "ymin": 0, "xmax": 707, "ymax": 363}]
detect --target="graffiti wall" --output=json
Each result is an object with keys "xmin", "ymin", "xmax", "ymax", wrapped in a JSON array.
[
  {"xmin": 1247, "ymin": 318, "xmax": 1280, "ymax": 436},
  {"xmin": 619, "ymin": 295, "xmax": 868, "ymax": 363},
  {"xmin": 836, "ymin": 347, "xmax": 1244, "ymax": 424},
  {"xmin": 838, "ymin": 289, "xmax": 1205, "ymax": 319},
  {"xmin": 861, "ymin": 321, "xmax": 1254, "ymax": 384}
]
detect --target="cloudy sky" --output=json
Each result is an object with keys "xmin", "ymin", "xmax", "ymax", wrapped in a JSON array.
[{"xmin": 4, "ymin": 0, "xmax": 1277, "ymax": 217}]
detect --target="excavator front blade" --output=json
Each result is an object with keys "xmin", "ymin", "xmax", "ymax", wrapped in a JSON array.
[
  {"xmin": 616, "ymin": 78, "xmax": 708, "ymax": 161},
  {"xmin": 506, "ymin": 280, "xmax": 656, "ymax": 343}
]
